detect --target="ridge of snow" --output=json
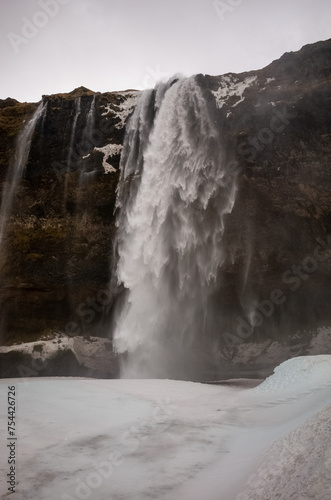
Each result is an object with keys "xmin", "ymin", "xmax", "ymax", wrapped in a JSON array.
[
  {"xmin": 254, "ymin": 355, "xmax": 331, "ymax": 393},
  {"xmin": 0, "ymin": 333, "xmax": 114, "ymax": 369},
  {"xmin": 0, "ymin": 333, "xmax": 73, "ymax": 359}
]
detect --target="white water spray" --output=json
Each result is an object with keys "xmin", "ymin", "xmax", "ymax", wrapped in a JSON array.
[
  {"xmin": 0, "ymin": 101, "xmax": 47, "ymax": 249},
  {"xmin": 114, "ymin": 77, "xmax": 237, "ymax": 378}
]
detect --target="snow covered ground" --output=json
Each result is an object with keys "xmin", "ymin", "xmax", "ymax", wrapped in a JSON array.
[{"xmin": 0, "ymin": 355, "xmax": 330, "ymax": 499}]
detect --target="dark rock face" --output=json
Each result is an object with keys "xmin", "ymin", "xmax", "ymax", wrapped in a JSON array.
[
  {"xmin": 0, "ymin": 39, "xmax": 331, "ymax": 378},
  {"xmin": 198, "ymin": 38, "xmax": 331, "ymax": 363}
]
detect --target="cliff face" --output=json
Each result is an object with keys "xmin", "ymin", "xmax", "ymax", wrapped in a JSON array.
[
  {"xmin": 0, "ymin": 86, "xmax": 139, "ymax": 346},
  {"xmin": 198, "ymin": 39, "xmax": 331, "ymax": 361},
  {"xmin": 0, "ymin": 39, "xmax": 331, "ymax": 378}
]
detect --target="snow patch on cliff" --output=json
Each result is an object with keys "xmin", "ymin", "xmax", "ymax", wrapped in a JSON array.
[
  {"xmin": 0, "ymin": 334, "xmax": 115, "ymax": 371},
  {"xmin": 93, "ymin": 143, "xmax": 123, "ymax": 173},
  {"xmin": 0, "ymin": 333, "xmax": 72, "ymax": 359},
  {"xmin": 212, "ymin": 75, "xmax": 257, "ymax": 109},
  {"xmin": 101, "ymin": 92, "xmax": 140, "ymax": 129},
  {"xmin": 112, "ymin": 92, "xmax": 140, "ymax": 128}
]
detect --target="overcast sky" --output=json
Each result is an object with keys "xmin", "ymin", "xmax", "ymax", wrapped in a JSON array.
[{"xmin": 1, "ymin": 0, "xmax": 330, "ymax": 102}]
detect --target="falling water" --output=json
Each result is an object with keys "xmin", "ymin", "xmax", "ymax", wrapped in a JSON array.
[
  {"xmin": 67, "ymin": 97, "xmax": 81, "ymax": 167},
  {"xmin": 78, "ymin": 96, "xmax": 96, "ymax": 186},
  {"xmin": 85, "ymin": 95, "xmax": 95, "ymax": 140},
  {"xmin": 113, "ymin": 77, "xmax": 237, "ymax": 379},
  {"xmin": 0, "ymin": 101, "xmax": 47, "ymax": 249}
]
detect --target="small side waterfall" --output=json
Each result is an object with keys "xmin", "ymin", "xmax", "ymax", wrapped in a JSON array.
[
  {"xmin": 67, "ymin": 97, "xmax": 81, "ymax": 167},
  {"xmin": 0, "ymin": 101, "xmax": 47, "ymax": 249},
  {"xmin": 85, "ymin": 95, "xmax": 95, "ymax": 140},
  {"xmin": 78, "ymin": 95, "xmax": 96, "ymax": 186},
  {"xmin": 113, "ymin": 77, "xmax": 237, "ymax": 379}
]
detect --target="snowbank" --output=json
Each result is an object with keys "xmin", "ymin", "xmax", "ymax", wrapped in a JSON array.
[{"xmin": 255, "ymin": 355, "xmax": 331, "ymax": 393}]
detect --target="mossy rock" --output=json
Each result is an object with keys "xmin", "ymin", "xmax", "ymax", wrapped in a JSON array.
[
  {"xmin": 0, "ymin": 102, "xmax": 39, "ymax": 138},
  {"xmin": 8, "ymin": 223, "xmax": 68, "ymax": 255},
  {"xmin": 26, "ymin": 253, "xmax": 44, "ymax": 262}
]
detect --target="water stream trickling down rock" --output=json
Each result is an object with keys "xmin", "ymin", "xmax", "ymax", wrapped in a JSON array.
[{"xmin": 0, "ymin": 101, "xmax": 47, "ymax": 250}]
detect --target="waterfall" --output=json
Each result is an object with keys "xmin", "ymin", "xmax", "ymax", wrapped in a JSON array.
[
  {"xmin": 85, "ymin": 95, "xmax": 95, "ymax": 140},
  {"xmin": 113, "ymin": 77, "xmax": 237, "ymax": 379},
  {"xmin": 67, "ymin": 97, "xmax": 81, "ymax": 167},
  {"xmin": 0, "ymin": 101, "xmax": 47, "ymax": 249},
  {"xmin": 78, "ymin": 96, "xmax": 96, "ymax": 186}
]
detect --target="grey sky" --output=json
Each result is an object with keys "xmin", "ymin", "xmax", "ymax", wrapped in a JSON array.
[{"xmin": 1, "ymin": 0, "xmax": 330, "ymax": 102}]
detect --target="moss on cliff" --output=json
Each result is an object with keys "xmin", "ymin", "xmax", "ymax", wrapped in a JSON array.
[{"xmin": 0, "ymin": 102, "xmax": 38, "ymax": 137}]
